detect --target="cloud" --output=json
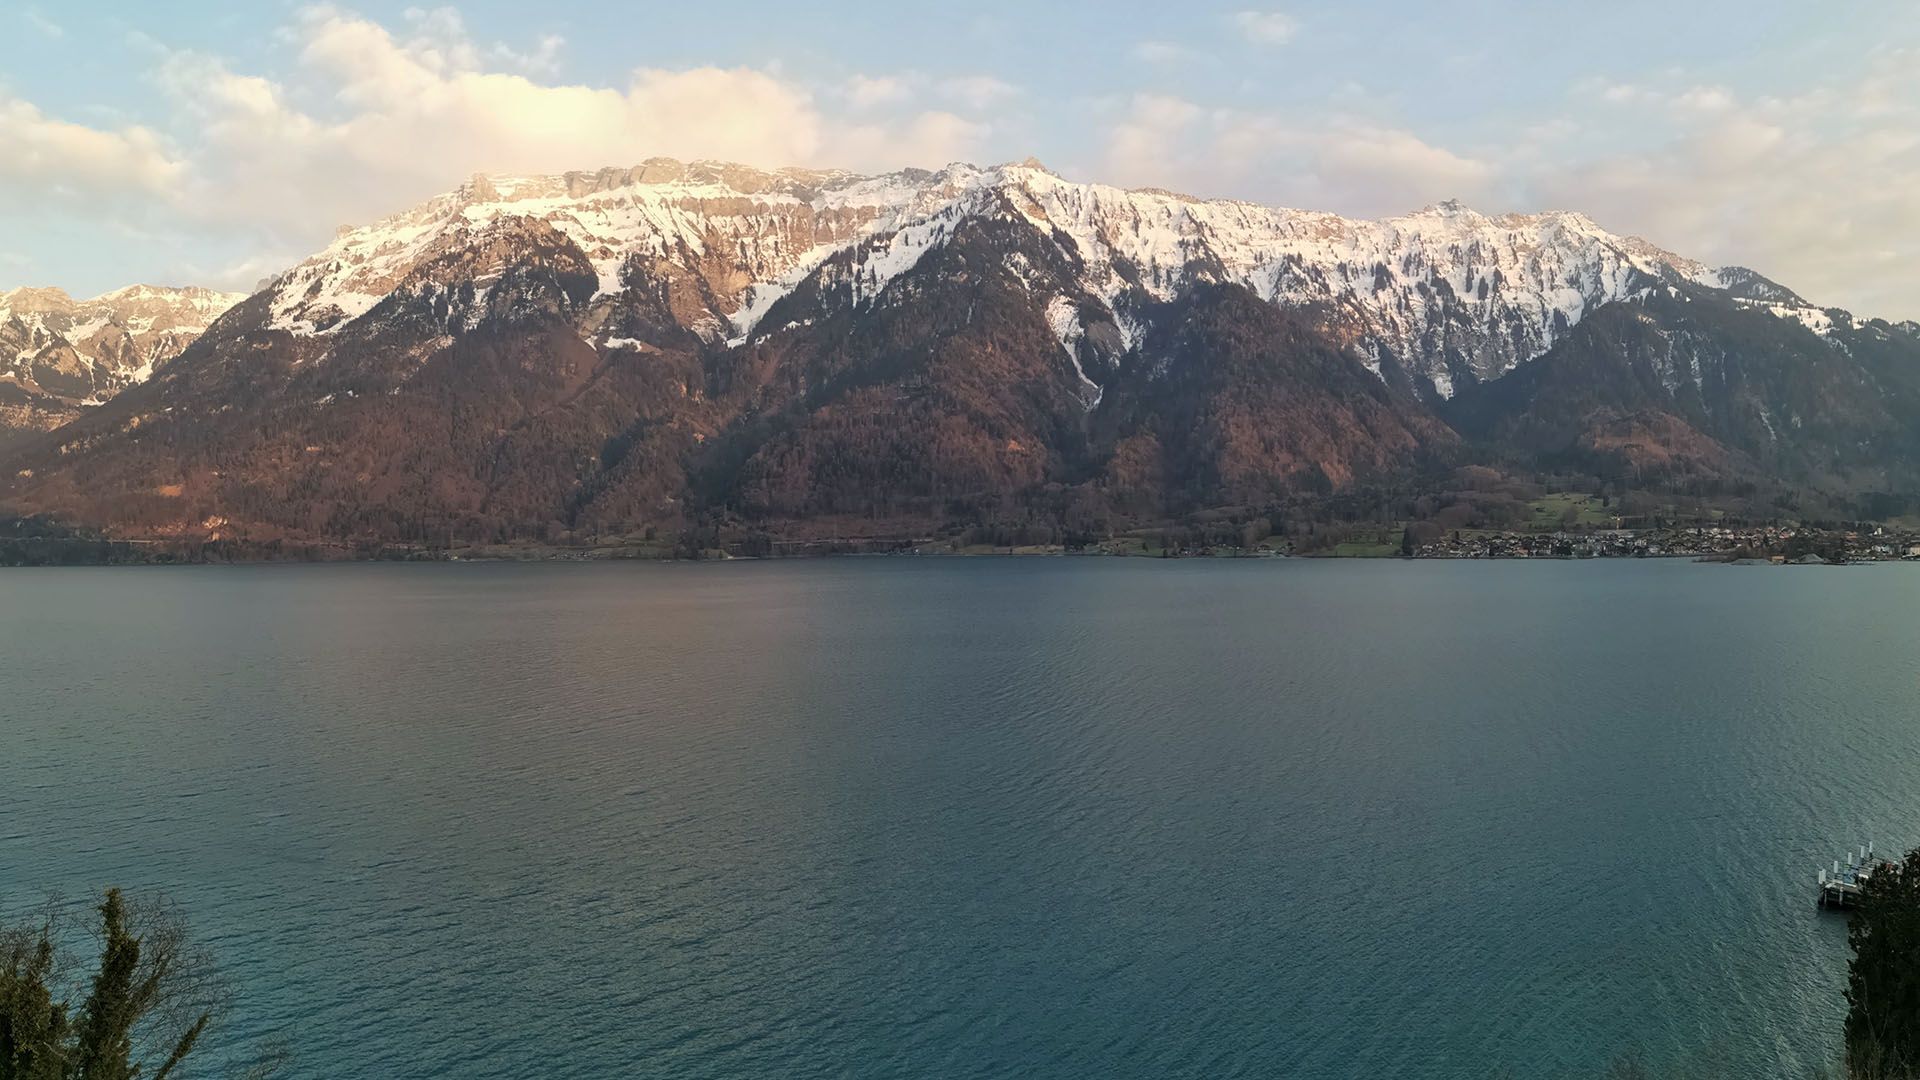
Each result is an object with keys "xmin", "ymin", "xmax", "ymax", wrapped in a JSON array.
[
  {"xmin": 1584, "ymin": 78, "xmax": 1737, "ymax": 118},
  {"xmin": 939, "ymin": 76, "xmax": 1018, "ymax": 110},
  {"xmin": 1533, "ymin": 54, "xmax": 1920, "ymax": 315},
  {"xmin": 165, "ymin": 249, "xmax": 311, "ymax": 294},
  {"xmin": 494, "ymin": 34, "xmax": 565, "ymax": 77},
  {"xmin": 139, "ymin": 6, "xmax": 992, "ymax": 248},
  {"xmin": 21, "ymin": 8, "xmax": 61, "ymax": 36},
  {"xmin": 1672, "ymin": 86, "xmax": 1735, "ymax": 115},
  {"xmin": 1315, "ymin": 126, "xmax": 1494, "ymax": 208},
  {"xmin": 1105, "ymin": 94, "xmax": 1206, "ymax": 183},
  {"xmin": 1232, "ymin": 11, "xmax": 1298, "ymax": 46},
  {"xmin": 1093, "ymin": 51, "xmax": 1920, "ymax": 318},
  {"xmin": 1131, "ymin": 41, "xmax": 1203, "ymax": 65},
  {"xmin": 389, "ymin": 6, "xmax": 564, "ymax": 76},
  {"xmin": 845, "ymin": 74, "xmax": 910, "ymax": 110},
  {"xmin": 21, "ymin": 8, "xmax": 62, "ymax": 38},
  {"xmin": 839, "ymin": 72, "xmax": 1020, "ymax": 113},
  {"xmin": 0, "ymin": 96, "xmax": 184, "ymax": 202},
  {"xmin": 13, "ymin": 5, "xmax": 1919, "ymax": 320},
  {"xmin": 837, "ymin": 111, "xmax": 990, "ymax": 173},
  {"xmin": 1586, "ymin": 79, "xmax": 1652, "ymax": 106},
  {"xmin": 1102, "ymin": 94, "xmax": 1493, "ymax": 216}
]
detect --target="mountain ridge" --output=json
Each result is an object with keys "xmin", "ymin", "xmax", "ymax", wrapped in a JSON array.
[
  {"xmin": 256, "ymin": 157, "xmax": 1805, "ymax": 401},
  {"xmin": 2, "ymin": 156, "xmax": 1914, "ymax": 549},
  {"xmin": 0, "ymin": 283, "xmax": 247, "ymax": 444}
]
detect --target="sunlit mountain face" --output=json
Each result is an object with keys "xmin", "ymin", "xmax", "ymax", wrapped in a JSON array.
[{"xmin": 4, "ymin": 158, "xmax": 1917, "ymax": 546}]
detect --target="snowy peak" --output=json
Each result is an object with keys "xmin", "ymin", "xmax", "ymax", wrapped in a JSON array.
[
  {"xmin": 0, "ymin": 286, "xmax": 78, "ymax": 316},
  {"xmin": 0, "ymin": 283, "xmax": 247, "ymax": 407},
  {"xmin": 1702, "ymin": 265, "xmax": 1808, "ymax": 306},
  {"xmin": 251, "ymin": 156, "xmax": 1835, "ymax": 399},
  {"xmin": 264, "ymin": 158, "xmax": 975, "ymax": 338},
  {"xmin": 0, "ymin": 283, "xmax": 246, "ymax": 338},
  {"xmin": 1411, "ymin": 198, "xmax": 1477, "ymax": 219}
]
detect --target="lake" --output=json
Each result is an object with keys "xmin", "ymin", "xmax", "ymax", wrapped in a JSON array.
[{"xmin": 4, "ymin": 558, "xmax": 1918, "ymax": 1078}]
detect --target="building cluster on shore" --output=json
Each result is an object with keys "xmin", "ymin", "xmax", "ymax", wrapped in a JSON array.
[{"xmin": 1411, "ymin": 525, "xmax": 1920, "ymax": 562}]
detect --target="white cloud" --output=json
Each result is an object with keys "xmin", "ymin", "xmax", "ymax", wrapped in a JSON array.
[
  {"xmin": 840, "ymin": 72, "xmax": 1019, "ymax": 113},
  {"xmin": 1591, "ymin": 79, "xmax": 1651, "ymax": 105},
  {"xmin": 1232, "ymin": 11, "xmax": 1298, "ymax": 46},
  {"xmin": 845, "ymin": 74, "xmax": 910, "ymax": 110},
  {"xmin": 21, "ymin": 8, "xmax": 62, "ymax": 38},
  {"xmin": 1586, "ymin": 78, "xmax": 1738, "ymax": 118},
  {"xmin": 139, "ymin": 6, "xmax": 992, "ymax": 247},
  {"xmin": 1131, "ymin": 41, "xmax": 1202, "ymax": 65},
  {"xmin": 1673, "ymin": 86, "xmax": 1736, "ymax": 115},
  {"xmin": 493, "ymin": 34, "xmax": 565, "ymax": 77},
  {"xmin": 169, "ymin": 249, "xmax": 310, "ymax": 294},
  {"xmin": 1315, "ymin": 126, "xmax": 1494, "ymax": 208},
  {"xmin": 1533, "ymin": 54, "xmax": 1920, "ymax": 315},
  {"xmin": 384, "ymin": 7, "xmax": 564, "ymax": 76},
  {"xmin": 0, "ymin": 96, "xmax": 183, "ymax": 202},
  {"xmin": 1093, "ymin": 51, "xmax": 1920, "ymax": 318},
  {"xmin": 939, "ymin": 76, "xmax": 1018, "ymax": 110},
  {"xmin": 11, "ymin": 5, "xmax": 1919, "ymax": 321},
  {"xmin": 1105, "ymin": 95, "xmax": 1206, "ymax": 183},
  {"xmin": 837, "ymin": 111, "xmax": 990, "ymax": 172},
  {"xmin": 1102, "ymin": 94, "xmax": 1493, "ymax": 216}
]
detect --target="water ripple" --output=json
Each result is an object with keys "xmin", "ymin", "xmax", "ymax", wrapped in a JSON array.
[{"xmin": 3, "ymin": 559, "xmax": 1917, "ymax": 1077}]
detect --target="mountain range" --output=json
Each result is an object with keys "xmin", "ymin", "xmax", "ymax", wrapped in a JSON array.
[
  {"xmin": 0, "ymin": 285, "xmax": 245, "ymax": 445},
  {"xmin": 3, "ymin": 157, "xmax": 1917, "ymax": 551}
]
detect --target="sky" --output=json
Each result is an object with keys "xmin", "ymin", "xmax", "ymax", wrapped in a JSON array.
[{"xmin": 2, "ymin": 1, "xmax": 1917, "ymax": 318}]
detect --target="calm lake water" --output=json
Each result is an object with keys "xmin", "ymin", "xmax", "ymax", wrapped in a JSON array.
[{"xmin": 5, "ymin": 558, "xmax": 1919, "ymax": 1078}]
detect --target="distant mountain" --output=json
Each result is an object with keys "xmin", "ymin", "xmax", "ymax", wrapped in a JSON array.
[
  {"xmin": 1446, "ymin": 294, "xmax": 1920, "ymax": 492},
  {"xmin": 2, "ymin": 158, "xmax": 1913, "ymax": 547},
  {"xmin": 0, "ymin": 284, "xmax": 245, "ymax": 443}
]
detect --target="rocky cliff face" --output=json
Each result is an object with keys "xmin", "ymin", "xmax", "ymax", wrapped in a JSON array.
[
  {"xmin": 0, "ymin": 284, "xmax": 246, "ymax": 442},
  {"xmin": 2, "ymin": 158, "xmax": 1913, "ymax": 545}
]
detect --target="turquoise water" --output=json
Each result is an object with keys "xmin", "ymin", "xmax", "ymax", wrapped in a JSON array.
[{"xmin": 4, "ymin": 559, "xmax": 1918, "ymax": 1078}]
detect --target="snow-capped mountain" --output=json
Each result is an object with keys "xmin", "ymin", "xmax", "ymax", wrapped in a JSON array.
[
  {"xmin": 258, "ymin": 157, "xmax": 1812, "ymax": 400},
  {"xmin": 7, "ymin": 157, "xmax": 1917, "ymax": 548},
  {"xmin": 0, "ymin": 284, "xmax": 246, "ymax": 438}
]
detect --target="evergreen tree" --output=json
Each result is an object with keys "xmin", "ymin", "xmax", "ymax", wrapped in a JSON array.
[
  {"xmin": 1848, "ymin": 849, "xmax": 1920, "ymax": 1078},
  {"xmin": 0, "ymin": 890, "xmax": 222, "ymax": 1080},
  {"xmin": 0, "ymin": 922, "xmax": 68, "ymax": 1080}
]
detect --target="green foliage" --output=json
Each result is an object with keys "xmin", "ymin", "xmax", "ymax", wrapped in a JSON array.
[
  {"xmin": 0, "ymin": 923, "xmax": 68, "ymax": 1080},
  {"xmin": 1527, "ymin": 493, "xmax": 1613, "ymax": 529},
  {"xmin": 0, "ymin": 890, "xmax": 219, "ymax": 1080},
  {"xmin": 1848, "ymin": 850, "xmax": 1920, "ymax": 1078},
  {"xmin": 1784, "ymin": 530, "xmax": 1851, "ymax": 565}
]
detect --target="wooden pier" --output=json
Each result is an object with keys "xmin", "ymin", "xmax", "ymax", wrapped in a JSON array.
[{"xmin": 1818, "ymin": 842, "xmax": 1889, "ymax": 909}]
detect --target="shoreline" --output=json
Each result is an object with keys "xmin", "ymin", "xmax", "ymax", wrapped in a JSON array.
[
  {"xmin": 8, "ymin": 515, "xmax": 1916, "ymax": 568},
  {"xmin": 2, "ymin": 540, "xmax": 1911, "ymax": 568}
]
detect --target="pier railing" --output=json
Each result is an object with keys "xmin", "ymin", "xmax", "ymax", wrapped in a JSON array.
[{"xmin": 1818, "ymin": 841, "xmax": 1888, "ymax": 909}]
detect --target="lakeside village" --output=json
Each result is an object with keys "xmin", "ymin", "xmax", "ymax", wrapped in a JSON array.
[
  {"xmin": 8, "ymin": 507, "xmax": 1920, "ymax": 565},
  {"xmin": 1403, "ymin": 524, "xmax": 1920, "ymax": 562},
  {"xmin": 1036, "ymin": 518, "xmax": 1920, "ymax": 562}
]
